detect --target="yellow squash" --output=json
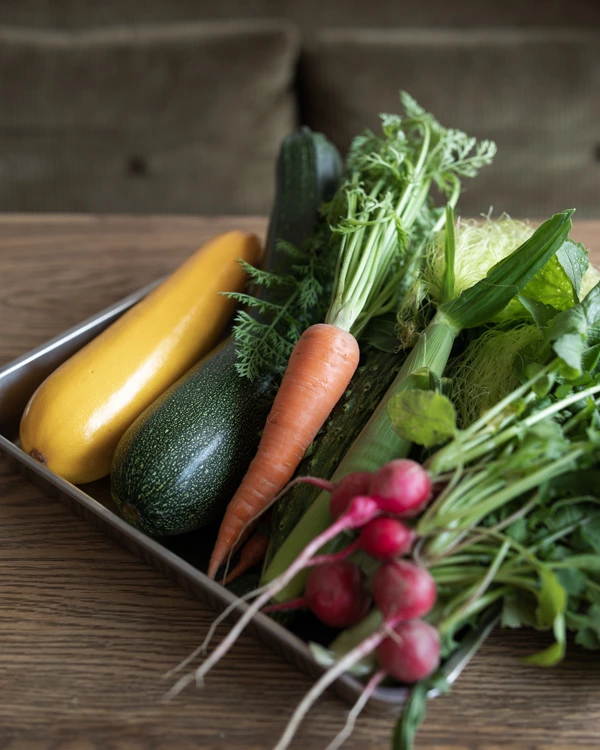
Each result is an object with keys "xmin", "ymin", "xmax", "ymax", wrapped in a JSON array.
[{"xmin": 20, "ymin": 230, "xmax": 261, "ymax": 484}]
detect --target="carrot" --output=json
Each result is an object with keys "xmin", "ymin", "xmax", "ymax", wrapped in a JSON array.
[
  {"xmin": 224, "ymin": 530, "xmax": 270, "ymax": 585},
  {"xmin": 208, "ymin": 103, "xmax": 483, "ymax": 579},
  {"xmin": 207, "ymin": 323, "xmax": 360, "ymax": 579}
]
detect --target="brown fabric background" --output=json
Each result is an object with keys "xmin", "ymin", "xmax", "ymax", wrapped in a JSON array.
[
  {"xmin": 300, "ymin": 28, "xmax": 600, "ymax": 219},
  {"xmin": 3, "ymin": 0, "xmax": 600, "ymax": 29},
  {"xmin": 0, "ymin": 3, "xmax": 599, "ymax": 216},
  {"xmin": 0, "ymin": 22, "xmax": 299, "ymax": 214}
]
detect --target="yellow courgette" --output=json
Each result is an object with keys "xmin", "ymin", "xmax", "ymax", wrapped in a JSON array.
[{"xmin": 20, "ymin": 230, "xmax": 261, "ymax": 484}]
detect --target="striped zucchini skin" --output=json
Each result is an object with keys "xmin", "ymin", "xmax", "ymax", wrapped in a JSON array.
[
  {"xmin": 111, "ymin": 341, "xmax": 273, "ymax": 536},
  {"xmin": 110, "ymin": 128, "xmax": 343, "ymax": 536}
]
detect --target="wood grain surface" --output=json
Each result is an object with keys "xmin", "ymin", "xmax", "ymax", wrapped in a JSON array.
[{"xmin": 1, "ymin": 215, "xmax": 600, "ymax": 750}]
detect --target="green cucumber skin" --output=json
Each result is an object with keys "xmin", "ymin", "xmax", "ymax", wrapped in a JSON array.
[
  {"xmin": 111, "ymin": 129, "xmax": 343, "ymax": 537},
  {"xmin": 111, "ymin": 341, "xmax": 273, "ymax": 536},
  {"xmin": 263, "ymin": 346, "xmax": 403, "ymax": 569}
]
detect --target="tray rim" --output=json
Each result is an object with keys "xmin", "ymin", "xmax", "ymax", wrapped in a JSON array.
[{"xmin": 0, "ymin": 283, "xmax": 496, "ymax": 711}]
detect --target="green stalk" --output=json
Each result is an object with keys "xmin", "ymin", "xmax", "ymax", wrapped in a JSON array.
[
  {"xmin": 430, "ymin": 383, "xmax": 600, "ymax": 476},
  {"xmin": 422, "ymin": 448, "xmax": 586, "ymax": 538},
  {"xmin": 437, "ymin": 586, "xmax": 510, "ymax": 636},
  {"xmin": 437, "ymin": 539, "xmax": 510, "ymax": 633},
  {"xmin": 328, "ymin": 609, "xmax": 383, "ymax": 657}
]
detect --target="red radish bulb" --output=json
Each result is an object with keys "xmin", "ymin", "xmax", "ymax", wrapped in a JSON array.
[
  {"xmin": 329, "ymin": 471, "xmax": 373, "ymax": 520},
  {"xmin": 368, "ymin": 459, "xmax": 432, "ymax": 517},
  {"xmin": 304, "ymin": 560, "xmax": 371, "ymax": 628},
  {"xmin": 359, "ymin": 517, "xmax": 415, "ymax": 559},
  {"xmin": 341, "ymin": 495, "xmax": 380, "ymax": 527},
  {"xmin": 376, "ymin": 619, "xmax": 441, "ymax": 683},
  {"xmin": 372, "ymin": 560, "xmax": 436, "ymax": 622}
]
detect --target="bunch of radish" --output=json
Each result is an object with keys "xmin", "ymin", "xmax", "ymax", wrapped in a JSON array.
[{"xmin": 166, "ymin": 459, "xmax": 440, "ymax": 750}]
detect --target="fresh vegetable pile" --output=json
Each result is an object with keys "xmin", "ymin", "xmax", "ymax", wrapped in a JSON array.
[{"xmin": 19, "ymin": 91, "xmax": 600, "ymax": 748}]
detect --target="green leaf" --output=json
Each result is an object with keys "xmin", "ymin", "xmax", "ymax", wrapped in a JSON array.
[
  {"xmin": 518, "ymin": 295, "xmax": 561, "ymax": 328},
  {"xmin": 523, "ymin": 613, "xmax": 566, "ymax": 666},
  {"xmin": 551, "ymin": 283, "xmax": 600, "ymax": 339},
  {"xmin": 531, "ymin": 371, "xmax": 556, "ymax": 398},
  {"xmin": 575, "ymin": 628, "xmax": 600, "ymax": 650},
  {"xmin": 503, "ymin": 253, "xmax": 580, "ymax": 321},
  {"xmin": 392, "ymin": 682, "xmax": 428, "ymax": 750},
  {"xmin": 555, "ymin": 383, "xmax": 573, "ymax": 399},
  {"xmin": 501, "ymin": 589, "xmax": 538, "ymax": 629},
  {"xmin": 582, "ymin": 343, "xmax": 600, "ymax": 374},
  {"xmin": 536, "ymin": 568, "xmax": 567, "ymax": 630},
  {"xmin": 440, "ymin": 210, "xmax": 573, "ymax": 329},
  {"xmin": 555, "ymin": 567, "xmax": 588, "ymax": 596},
  {"xmin": 581, "ymin": 283, "xmax": 600, "ymax": 325},
  {"xmin": 553, "ymin": 333, "xmax": 586, "ymax": 375},
  {"xmin": 522, "ymin": 633, "xmax": 565, "ymax": 666},
  {"xmin": 505, "ymin": 516, "xmax": 529, "ymax": 543},
  {"xmin": 571, "ymin": 605, "xmax": 600, "ymax": 650},
  {"xmin": 580, "ymin": 516, "xmax": 600, "ymax": 554},
  {"xmin": 548, "ymin": 284, "xmax": 600, "ymax": 376},
  {"xmin": 557, "ymin": 240, "xmax": 589, "ymax": 301},
  {"xmin": 388, "ymin": 390, "xmax": 457, "ymax": 447}
]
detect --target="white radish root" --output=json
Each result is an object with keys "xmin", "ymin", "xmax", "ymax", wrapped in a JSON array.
[
  {"xmin": 168, "ymin": 497, "xmax": 379, "ymax": 694},
  {"xmin": 272, "ymin": 627, "xmax": 389, "ymax": 750},
  {"xmin": 324, "ymin": 669, "xmax": 385, "ymax": 750}
]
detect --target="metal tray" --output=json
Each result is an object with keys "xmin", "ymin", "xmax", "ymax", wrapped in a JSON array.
[{"xmin": 0, "ymin": 284, "xmax": 497, "ymax": 711}]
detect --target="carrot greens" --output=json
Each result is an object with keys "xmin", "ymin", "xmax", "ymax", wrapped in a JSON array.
[{"xmin": 230, "ymin": 93, "xmax": 496, "ymax": 381}]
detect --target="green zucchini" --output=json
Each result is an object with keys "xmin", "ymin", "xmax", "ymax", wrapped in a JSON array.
[{"xmin": 111, "ymin": 129, "xmax": 342, "ymax": 536}]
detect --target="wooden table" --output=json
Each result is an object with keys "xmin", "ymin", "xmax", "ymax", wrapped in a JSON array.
[{"xmin": 1, "ymin": 215, "xmax": 600, "ymax": 750}]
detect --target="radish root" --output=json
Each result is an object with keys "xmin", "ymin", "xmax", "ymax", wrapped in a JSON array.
[
  {"xmin": 162, "ymin": 585, "xmax": 270, "ymax": 687},
  {"xmin": 174, "ymin": 497, "xmax": 379, "ymax": 692},
  {"xmin": 272, "ymin": 629, "xmax": 388, "ymax": 750},
  {"xmin": 324, "ymin": 669, "xmax": 385, "ymax": 750}
]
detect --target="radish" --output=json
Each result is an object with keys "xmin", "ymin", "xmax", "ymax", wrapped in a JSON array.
[
  {"xmin": 376, "ymin": 619, "xmax": 441, "ymax": 683},
  {"xmin": 358, "ymin": 517, "xmax": 415, "ymax": 559},
  {"xmin": 269, "ymin": 613, "xmax": 440, "ymax": 750},
  {"xmin": 368, "ymin": 459, "xmax": 432, "ymax": 517},
  {"xmin": 372, "ymin": 560, "xmax": 437, "ymax": 621},
  {"xmin": 265, "ymin": 560, "xmax": 371, "ymax": 628},
  {"xmin": 302, "ymin": 621, "xmax": 440, "ymax": 750},
  {"xmin": 329, "ymin": 471, "xmax": 373, "ymax": 519}
]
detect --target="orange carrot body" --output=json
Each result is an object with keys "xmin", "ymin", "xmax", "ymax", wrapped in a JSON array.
[
  {"xmin": 207, "ymin": 323, "xmax": 360, "ymax": 579},
  {"xmin": 224, "ymin": 531, "xmax": 270, "ymax": 585}
]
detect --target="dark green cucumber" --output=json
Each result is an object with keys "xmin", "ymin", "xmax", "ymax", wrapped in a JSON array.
[
  {"xmin": 111, "ymin": 129, "xmax": 342, "ymax": 536},
  {"xmin": 111, "ymin": 341, "xmax": 273, "ymax": 535},
  {"xmin": 263, "ymin": 346, "xmax": 404, "ymax": 569},
  {"xmin": 266, "ymin": 127, "xmax": 343, "ymax": 278}
]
